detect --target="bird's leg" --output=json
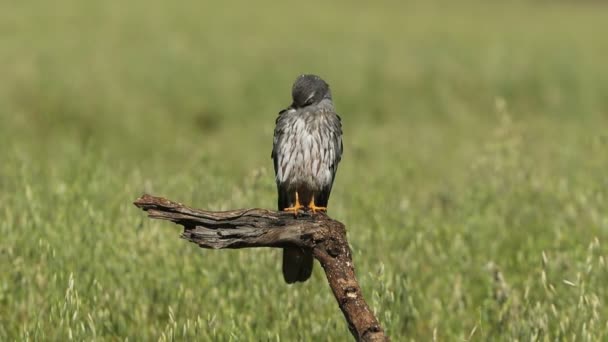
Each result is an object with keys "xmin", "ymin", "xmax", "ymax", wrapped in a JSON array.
[
  {"xmin": 283, "ymin": 191, "xmax": 304, "ymax": 216},
  {"xmin": 308, "ymin": 196, "xmax": 327, "ymax": 214}
]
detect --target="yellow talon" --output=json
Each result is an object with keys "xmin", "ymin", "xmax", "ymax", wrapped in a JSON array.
[
  {"xmin": 283, "ymin": 191, "xmax": 304, "ymax": 216},
  {"xmin": 308, "ymin": 196, "xmax": 327, "ymax": 214}
]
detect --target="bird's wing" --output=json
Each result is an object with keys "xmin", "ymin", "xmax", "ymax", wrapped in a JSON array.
[
  {"xmin": 271, "ymin": 108, "xmax": 289, "ymax": 177},
  {"xmin": 326, "ymin": 111, "xmax": 343, "ymax": 179},
  {"xmin": 271, "ymin": 108, "xmax": 292, "ymax": 210},
  {"xmin": 331, "ymin": 113, "xmax": 343, "ymax": 170},
  {"xmin": 315, "ymin": 110, "xmax": 343, "ymax": 207}
]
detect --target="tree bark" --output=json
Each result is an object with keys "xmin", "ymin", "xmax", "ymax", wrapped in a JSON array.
[{"xmin": 133, "ymin": 194, "xmax": 388, "ymax": 341}]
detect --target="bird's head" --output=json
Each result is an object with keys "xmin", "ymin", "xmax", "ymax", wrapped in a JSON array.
[{"xmin": 291, "ymin": 74, "xmax": 332, "ymax": 108}]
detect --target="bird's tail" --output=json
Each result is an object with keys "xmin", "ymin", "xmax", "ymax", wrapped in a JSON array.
[{"xmin": 282, "ymin": 247, "xmax": 313, "ymax": 283}]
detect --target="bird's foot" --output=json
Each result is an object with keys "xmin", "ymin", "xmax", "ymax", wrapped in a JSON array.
[
  {"xmin": 284, "ymin": 192, "xmax": 304, "ymax": 217},
  {"xmin": 283, "ymin": 203, "xmax": 304, "ymax": 217},
  {"xmin": 308, "ymin": 204, "xmax": 327, "ymax": 214},
  {"xmin": 307, "ymin": 197, "xmax": 327, "ymax": 215}
]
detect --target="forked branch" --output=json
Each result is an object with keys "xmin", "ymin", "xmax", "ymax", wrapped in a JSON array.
[{"xmin": 133, "ymin": 194, "xmax": 388, "ymax": 341}]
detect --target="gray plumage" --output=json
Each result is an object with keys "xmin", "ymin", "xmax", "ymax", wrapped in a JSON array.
[{"xmin": 271, "ymin": 74, "xmax": 343, "ymax": 283}]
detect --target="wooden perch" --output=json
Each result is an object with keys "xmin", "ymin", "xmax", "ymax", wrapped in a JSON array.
[{"xmin": 133, "ymin": 194, "xmax": 388, "ymax": 342}]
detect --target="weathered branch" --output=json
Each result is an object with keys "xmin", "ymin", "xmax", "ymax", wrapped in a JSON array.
[{"xmin": 133, "ymin": 194, "xmax": 388, "ymax": 341}]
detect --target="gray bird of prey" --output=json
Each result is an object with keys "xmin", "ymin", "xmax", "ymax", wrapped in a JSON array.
[{"xmin": 271, "ymin": 74, "xmax": 343, "ymax": 283}]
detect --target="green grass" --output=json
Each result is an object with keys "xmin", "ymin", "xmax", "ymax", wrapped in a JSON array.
[{"xmin": 1, "ymin": 0, "xmax": 608, "ymax": 340}]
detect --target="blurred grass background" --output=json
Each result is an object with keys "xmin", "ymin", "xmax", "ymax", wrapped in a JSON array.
[{"xmin": 1, "ymin": 0, "xmax": 607, "ymax": 340}]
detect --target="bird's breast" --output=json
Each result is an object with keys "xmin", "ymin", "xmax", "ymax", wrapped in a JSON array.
[{"xmin": 276, "ymin": 114, "xmax": 334, "ymax": 191}]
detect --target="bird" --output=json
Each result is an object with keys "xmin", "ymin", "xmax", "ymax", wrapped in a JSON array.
[{"xmin": 271, "ymin": 74, "xmax": 343, "ymax": 283}]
